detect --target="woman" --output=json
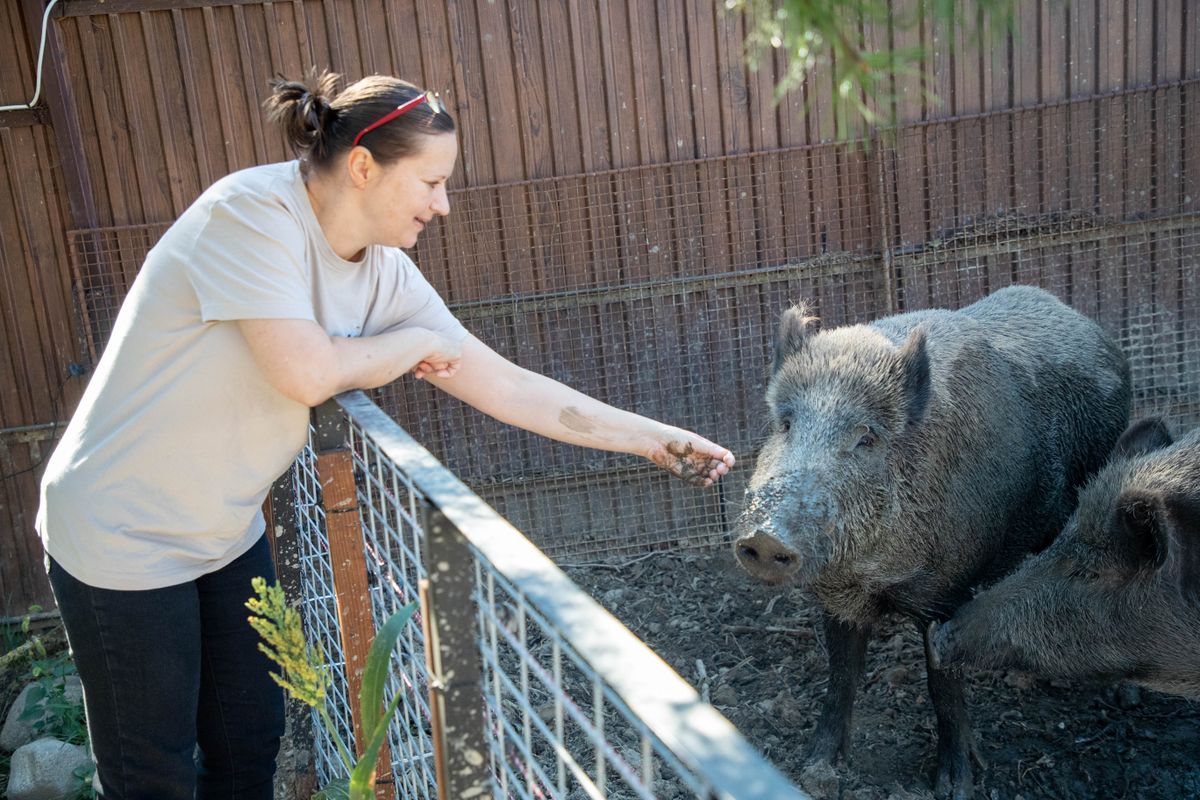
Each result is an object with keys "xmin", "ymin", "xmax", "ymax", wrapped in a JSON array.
[{"xmin": 36, "ymin": 70, "xmax": 734, "ymax": 799}]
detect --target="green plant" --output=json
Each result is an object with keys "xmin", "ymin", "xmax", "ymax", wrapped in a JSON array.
[
  {"xmin": 727, "ymin": 0, "xmax": 1018, "ymax": 137},
  {"xmin": 21, "ymin": 652, "xmax": 88, "ymax": 745},
  {"xmin": 246, "ymin": 577, "xmax": 417, "ymax": 800},
  {"xmin": 1, "ymin": 605, "xmax": 44, "ymax": 654}
]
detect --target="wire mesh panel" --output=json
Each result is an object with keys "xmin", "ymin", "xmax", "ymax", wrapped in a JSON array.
[
  {"xmin": 67, "ymin": 82, "xmax": 1200, "ymax": 562},
  {"xmin": 67, "ymin": 223, "xmax": 171, "ymax": 361},
  {"xmin": 291, "ymin": 392, "xmax": 808, "ymax": 800},
  {"xmin": 381, "ymin": 142, "xmax": 886, "ymax": 561},
  {"xmin": 383, "ymin": 81, "xmax": 1200, "ymax": 560},
  {"xmin": 292, "ymin": 432, "xmax": 359, "ymax": 787},
  {"xmin": 884, "ymin": 85, "xmax": 1200, "ymax": 432}
]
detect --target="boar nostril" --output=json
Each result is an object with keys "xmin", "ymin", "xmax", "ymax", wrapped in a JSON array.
[
  {"xmin": 773, "ymin": 553, "xmax": 793, "ymax": 566},
  {"xmin": 737, "ymin": 545, "xmax": 760, "ymax": 562}
]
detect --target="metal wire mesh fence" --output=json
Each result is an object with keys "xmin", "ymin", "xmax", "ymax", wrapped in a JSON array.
[
  {"xmin": 288, "ymin": 391, "xmax": 807, "ymax": 799},
  {"xmin": 67, "ymin": 81, "xmax": 1200, "ymax": 563}
]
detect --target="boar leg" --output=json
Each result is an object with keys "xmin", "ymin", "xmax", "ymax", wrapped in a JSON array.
[
  {"xmin": 922, "ymin": 623, "xmax": 980, "ymax": 800},
  {"xmin": 806, "ymin": 613, "xmax": 871, "ymax": 765}
]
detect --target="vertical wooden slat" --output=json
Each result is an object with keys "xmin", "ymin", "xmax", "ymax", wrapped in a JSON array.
[{"xmin": 312, "ymin": 404, "xmax": 393, "ymax": 797}]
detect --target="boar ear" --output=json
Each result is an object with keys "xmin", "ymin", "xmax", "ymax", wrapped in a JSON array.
[
  {"xmin": 897, "ymin": 326, "xmax": 931, "ymax": 426},
  {"xmin": 1116, "ymin": 489, "xmax": 1171, "ymax": 571},
  {"xmin": 1113, "ymin": 418, "xmax": 1173, "ymax": 459},
  {"xmin": 1160, "ymin": 494, "xmax": 1200, "ymax": 604},
  {"xmin": 772, "ymin": 303, "xmax": 820, "ymax": 375},
  {"xmin": 1117, "ymin": 488, "xmax": 1200, "ymax": 601}
]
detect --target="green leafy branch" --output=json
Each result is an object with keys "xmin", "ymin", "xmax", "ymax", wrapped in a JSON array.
[{"xmin": 726, "ymin": 0, "xmax": 1018, "ymax": 138}]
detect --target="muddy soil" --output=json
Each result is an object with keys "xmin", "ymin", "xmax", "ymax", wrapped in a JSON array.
[{"xmin": 565, "ymin": 552, "xmax": 1200, "ymax": 800}]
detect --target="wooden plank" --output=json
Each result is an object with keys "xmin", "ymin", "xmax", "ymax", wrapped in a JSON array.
[
  {"xmin": 0, "ymin": 127, "xmax": 56, "ymax": 424},
  {"xmin": 112, "ymin": 12, "xmax": 173, "ymax": 222},
  {"xmin": 1097, "ymin": 0, "xmax": 1126, "ymax": 92},
  {"xmin": 30, "ymin": 123, "xmax": 83, "ymax": 413},
  {"xmin": 207, "ymin": 5, "xmax": 258, "ymax": 171},
  {"xmin": 891, "ymin": 0, "xmax": 926, "ymax": 124},
  {"xmin": 1072, "ymin": 0, "xmax": 1099, "ymax": 97},
  {"xmin": 171, "ymin": 8, "xmax": 215, "ymax": 189},
  {"xmin": 200, "ymin": 6, "xmax": 240, "ymax": 176},
  {"xmin": 1154, "ymin": 85, "xmax": 1183, "ymax": 213},
  {"xmin": 1128, "ymin": 0, "xmax": 1155, "ymax": 87},
  {"xmin": 1098, "ymin": 93, "xmax": 1127, "ymax": 218},
  {"xmin": 534, "ymin": 1, "xmax": 583, "ymax": 175},
  {"xmin": 351, "ymin": 0, "xmax": 384, "ymax": 76},
  {"xmin": 60, "ymin": 0, "xmax": 263, "ymax": 15},
  {"xmin": 75, "ymin": 13, "xmax": 138, "ymax": 225},
  {"xmin": 1125, "ymin": 89, "xmax": 1152, "ymax": 217},
  {"xmin": 1157, "ymin": 0, "xmax": 1184, "ymax": 82},
  {"xmin": 1040, "ymin": 0, "xmax": 1068, "ymax": 103},
  {"xmin": 1184, "ymin": 83, "xmax": 1200, "ymax": 214},
  {"xmin": 0, "ymin": 108, "xmax": 51, "ymax": 128},
  {"xmin": 231, "ymin": 4, "xmax": 271, "ymax": 164},
  {"xmin": 894, "ymin": 126, "xmax": 929, "ymax": 309},
  {"xmin": 140, "ymin": 11, "xmax": 198, "ymax": 214},
  {"xmin": 315, "ymin": 446, "xmax": 389, "ymax": 785},
  {"xmin": 657, "ymin": 0, "xmax": 694, "ymax": 160}
]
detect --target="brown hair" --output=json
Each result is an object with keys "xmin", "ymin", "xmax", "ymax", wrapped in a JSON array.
[{"xmin": 264, "ymin": 68, "xmax": 455, "ymax": 173}]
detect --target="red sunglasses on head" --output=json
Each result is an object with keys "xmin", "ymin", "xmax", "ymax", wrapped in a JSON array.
[{"xmin": 352, "ymin": 93, "xmax": 429, "ymax": 148}]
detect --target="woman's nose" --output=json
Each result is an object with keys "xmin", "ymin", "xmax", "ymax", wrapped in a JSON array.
[{"xmin": 432, "ymin": 186, "xmax": 450, "ymax": 216}]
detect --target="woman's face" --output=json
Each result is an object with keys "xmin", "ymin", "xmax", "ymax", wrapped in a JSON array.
[{"xmin": 367, "ymin": 132, "xmax": 458, "ymax": 249}]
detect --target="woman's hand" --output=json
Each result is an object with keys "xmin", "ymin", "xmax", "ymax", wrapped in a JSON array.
[
  {"xmin": 646, "ymin": 428, "xmax": 735, "ymax": 488},
  {"xmin": 411, "ymin": 331, "xmax": 463, "ymax": 380}
]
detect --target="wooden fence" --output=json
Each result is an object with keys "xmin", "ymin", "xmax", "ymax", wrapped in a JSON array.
[{"xmin": 2, "ymin": 0, "xmax": 1199, "ymax": 614}]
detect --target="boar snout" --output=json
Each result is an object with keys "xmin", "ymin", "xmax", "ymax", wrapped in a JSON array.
[{"xmin": 735, "ymin": 531, "xmax": 802, "ymax": 584}]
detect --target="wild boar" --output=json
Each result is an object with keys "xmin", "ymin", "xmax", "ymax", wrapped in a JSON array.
[
  {"xmin": 733, "ymin": 285, "xmax": 1130, "ymax": 799},
  {"xmin": 930, "ymin": 418, "xmax": 1200, "ymax": 699}
]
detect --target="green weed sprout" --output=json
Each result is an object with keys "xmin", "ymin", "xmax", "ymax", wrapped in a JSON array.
[{"xmin": 247, "ymin": 577, "xmax": 418, "ymax": 800}]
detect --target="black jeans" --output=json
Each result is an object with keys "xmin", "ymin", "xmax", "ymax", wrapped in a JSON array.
[{"xmin": 48, "ymin": 535, "xmax": 285, "ymax": 800}]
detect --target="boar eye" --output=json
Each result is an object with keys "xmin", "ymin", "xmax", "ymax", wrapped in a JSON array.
[
  {"xmin": 854, "ymin": 426, "xmax": 877, "ymax": 449},
  {"xmin": 780, "ymin": 418, "xmax": 792, "ymax": 433}
]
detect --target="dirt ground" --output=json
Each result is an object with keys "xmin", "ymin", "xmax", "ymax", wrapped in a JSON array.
[{"xmin": 564, "ymin": 551, "xmax": 1200, "ymax": 800}]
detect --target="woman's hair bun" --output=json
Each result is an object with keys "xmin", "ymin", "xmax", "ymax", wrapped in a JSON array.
[{"xmin": 265, "ymin": 69, "xmax": 341, "ymax": 162}]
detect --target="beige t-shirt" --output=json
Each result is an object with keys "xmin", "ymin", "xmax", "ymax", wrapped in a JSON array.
[{"xmin": 37, "ymin": 161, "xmax": 467, "ymax": 590}]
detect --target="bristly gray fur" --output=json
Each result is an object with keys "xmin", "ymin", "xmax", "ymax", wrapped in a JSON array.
[
  {"xmin": 737, "ymin": 284, "xmax": 1132, "ymax": 624},
  {"xmin": 934, "ymin": 423, "xmax": 1200, "ymax": 699}
]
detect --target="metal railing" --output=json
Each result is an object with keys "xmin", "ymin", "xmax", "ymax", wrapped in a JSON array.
[{"xmin": 287, "ymin": 390, "xmax": 807, "ymax": 800}]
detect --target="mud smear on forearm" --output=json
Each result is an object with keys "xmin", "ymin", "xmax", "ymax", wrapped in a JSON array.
[{"xmin": 560, "ymin": 406, "xmax": 597, "ymax": 434}]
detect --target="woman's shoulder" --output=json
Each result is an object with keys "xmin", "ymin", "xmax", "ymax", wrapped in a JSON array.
[{"xmin": 204, "ymin": 161, "xmax": 303, "ymax": 209}]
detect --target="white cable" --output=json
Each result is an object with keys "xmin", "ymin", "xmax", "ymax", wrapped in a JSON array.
[{"xmin": 0, "ymin": 0, "xmax": 63, "ymax": 112}]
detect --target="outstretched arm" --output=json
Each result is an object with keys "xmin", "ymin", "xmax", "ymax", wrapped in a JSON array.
[{"xmin": 425, "ymin": 335, "xmax": 734, "ymax": 487}]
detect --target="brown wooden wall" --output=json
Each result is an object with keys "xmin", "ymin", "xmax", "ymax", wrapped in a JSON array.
[
  {"xmin": 1, "ymin": 0, "xmax": 87, "ymax": 613},
  {"xmin": 2, "ymin": 0, "xmax": 1198, "ymax": 614}
]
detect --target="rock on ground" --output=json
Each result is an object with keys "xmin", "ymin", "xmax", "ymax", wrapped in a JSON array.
[
  {"xmin": 0, "ymin": 676, "xmax": 84, "ymax": 753},
  {"xmin": 6, "ymin": 737, "xmax": 90, "ymax": 800}
]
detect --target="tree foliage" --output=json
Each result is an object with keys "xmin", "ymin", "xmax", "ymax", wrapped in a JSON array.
[{"xmin": 727, "ymin": 0, "xmax": 1018, "ymax": 137}]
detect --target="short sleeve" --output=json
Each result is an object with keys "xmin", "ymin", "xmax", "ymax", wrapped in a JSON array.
[
  {"xmin": 185, "ymin": 194, "xmax": 317, "ymax": 324},
  {"xmin": 366, "ymin": 250, "xmax": 469, "ymax": 342}
]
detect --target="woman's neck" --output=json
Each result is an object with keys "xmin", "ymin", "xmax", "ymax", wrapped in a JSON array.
[{"xmin": 304, "ymin": 173, "xmax": 370, "ymax": 262}]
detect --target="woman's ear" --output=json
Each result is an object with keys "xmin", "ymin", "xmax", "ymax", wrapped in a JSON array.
[{"xmin": 345, "ymin": 146, "xmax": 375, "ymax": 188}]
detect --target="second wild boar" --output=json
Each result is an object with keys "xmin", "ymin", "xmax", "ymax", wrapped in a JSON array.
[
  {"xmin": 930, "ymin": 418, "xmax": 1200, "ymax": 699},
  {"xmin": 733, "ymin": 285, "xmax": 1130, "ymax": 799}
]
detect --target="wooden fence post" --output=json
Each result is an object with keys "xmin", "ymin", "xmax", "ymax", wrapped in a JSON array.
[
  {"xmin": 312, "ymin": 400, "xmax": 394, "ymax": 800},
  {"xmin": 422, "ymin": 508, "xmax": 492, "ymax": 800}
]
